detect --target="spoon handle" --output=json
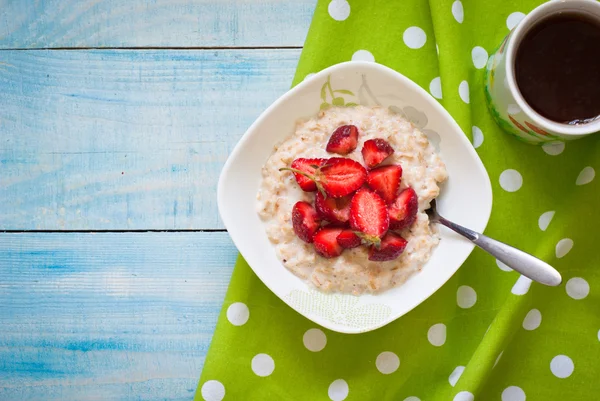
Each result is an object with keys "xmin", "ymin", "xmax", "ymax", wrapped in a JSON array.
[{"xmin": 437, "ymin": 216, "xmax": 562, "ymax": 286}]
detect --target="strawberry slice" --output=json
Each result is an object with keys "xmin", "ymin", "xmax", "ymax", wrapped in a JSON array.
[
  {"xmin": 281, "ymin": 157, "xmax": 367, "ymax": 198},
  {"xmin": 288, "ymin": 158, "xmax": 327, "ymax": 192},
  {"xmin": 368, "ymin": 232, "xmax": 408, "ymax": 261},
  {"xmin": 361, "ymin": 138, "xmax": 394, "ymax": 168},
  {"xmin": 292, "ymin": 201, "xmax": 321, "ymax": 243},
  {"xmin": 336, "ymin": 229, "xmax": 361, "ymax": 249},
  {"xmin": 389, "ymin": 187, "xmax": 418, "ymax": 230},
  {"xmin": 313, "ymin": 227, "xmax": 344, "ymax": 258},
  {"xmin": 315, "ymin": 192, "xmax": 351, "ymax": 224},
  {"xmin": 349, "ymin": 188, "xmax": 389, "ymax": 245},
  {"xmin": 366, "ymin": 165, "xmax": 402, "ymax": 204},
  {"xmin": 326, "ymin": 125, "xmax": 359, "ymax": 155}
]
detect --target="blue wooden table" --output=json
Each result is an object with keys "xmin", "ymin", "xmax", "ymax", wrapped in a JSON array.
[{"xmin": 0, "ymin": 2, "xmax": 315, "ymax": 399}]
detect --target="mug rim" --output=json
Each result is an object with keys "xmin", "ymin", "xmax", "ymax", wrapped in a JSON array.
[{"xmin": 504, "ymin": 0, "xmax": 600, "ymax": 137}]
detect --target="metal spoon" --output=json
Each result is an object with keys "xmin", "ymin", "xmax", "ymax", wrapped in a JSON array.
[{"xmin": 426, "ymin": 199, "xmax": 562, "ymax": 286}]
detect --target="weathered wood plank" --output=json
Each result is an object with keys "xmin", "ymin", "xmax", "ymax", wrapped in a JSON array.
[
  {"xmin": 0, "ymin": 232, "xmax": 237, "ymax": 400},
  {"xmin": 0, "ymin": 49, "xmax": 303, "ymax": 230},
  {"xmin": 0, "ymin": 0, "xmax": 315, "ymax": 49}
]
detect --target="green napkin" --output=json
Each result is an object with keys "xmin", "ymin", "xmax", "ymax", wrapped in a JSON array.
[{"xmin": 197, "ymin": 0, "xmax": 600, "ymax": 399}]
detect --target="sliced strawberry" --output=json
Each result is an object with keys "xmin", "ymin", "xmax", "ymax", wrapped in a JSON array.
[
  {"xmin": 336, "ymin": 229, "xmax": 361, "ymax": 249},
  {"xmin": 292, "ymin": 201, "xmax": 320, "ymax": 243},
  {"xmin": 320, "ymin": 157, "xmax": 367, "ymax": 197},
  {"xmin": 313, "ymin": 227, "xmax": 344, "ymax": 258},
  {"xmin": 349, "ymin": 188, "xmax": 389, "ymax": 245},
  {"xmin": 366, "ymin": 165, "xmax": 402, "ymax": 204},
  {"xmin": 288, "ymin": 158, "xmax": 327, "ymax": 192},
  {"xmin": 361, "ymin": 138, "xmax": 394, "ymax": 168},
  {"xmin": 326, "ymin": 125, "xmax": 359, "ymax": 155},
  {"xmin": 315, "ymin": 192, "xmax": 351, "ymax": 224},
  {"xmin": 389, "ymin": 187, "xmax": 418, "ymax": 230},
  {"xmin": 368, "ymin": 232, "xmax": 408, "ymax": 261}
]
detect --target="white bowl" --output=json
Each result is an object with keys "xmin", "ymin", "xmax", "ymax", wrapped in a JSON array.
[{"xmin": 218, "ymin": 61, "xmax": 492, "ymax": 334}]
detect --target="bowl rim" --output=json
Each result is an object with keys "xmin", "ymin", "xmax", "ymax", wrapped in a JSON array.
[{"xmin": 218, "ymin": 61, "xmax": 493, "ymax": 333}]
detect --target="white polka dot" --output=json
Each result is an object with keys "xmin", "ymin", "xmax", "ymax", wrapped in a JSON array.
[
  {"xmin": 566, "ymin": 277, "xmax": 589, "ymax": 300},
  {"xmin": 452, "ymin": 1, "xmax": 464, "ymax": 23},
  {"xmin": 251, "ymin": 353, "xmax": 274, "ymax": 377},
  {"xmin": 494, "ymin": 351, "xmax": 504, "ymax": 368},
  {"xmin": 430, "ymin": 76, "xmax": 442, "ymax": 99},
  {"xmin": 496, "ymin": 259, "xmax": 513, "ymax": 272},
  {"xmin": 449, "ymin": 366, "xmax": 465, "ymax": 386},
  {"xmin": 403, "ymin": 26, "xmax": 427, "ymax": 49},
  {"xmin": 576, "ymin": 166, "xmax": 595, "ymax": 185},
  {"xmin": 502, "ymin": 386, "xmax": 526, "ymax": 401},
  {"xmin": 542, "ymin": 142, "xmax": 565, "ymax": 155},
  {"xmin": 457, "ymin": 285, "xmax": 477, "ymax": 308},
  {"xmin": 507, "ymin": 104, "xmax": 521, "ymax": 115},
  {"xmin": 427, "ymin": 323, "xmax": 446, "ymax": 346},
  {"xmin": 453, "ymin": 391, "xmax": 474, "ymax": 401},
  {"xmin": 471, "ymin": 46, "xmax": 488, "ymax": 69},
  {"xmin": 597, "ymin": 329, "xmax": 600, "ymax": 342},
  {"xmin": 458, "ymin": 80, "xmax": 470, "ymax": 104},
  {"xmin": 512, "ymin": 275, "xmax": 532, "ymax": 295},
  {"xmin": 352, "ymin": 49, "xmax": 375, "ymax": 62},
  {"xmin": 227, "ymin": 302, "xmax": 249, "ymax": 326},
  {"xmin": 550, "ymin": 355, "xmax": 574, "ymax": 378},
  {"xmin": 303, "ymin": 328, "xmax": 327, "ymax": 352},
  {"xmin": 472, "ymin": 126, "xmax": 483, "ymax": 148},
  {"xmin": 507, "ymin": 12, "xmax": 526, "ymax": 30},
  {"xmin": 538, "ymin": 211, "xmax": 555, "ymax": 231},
  {"xmin": 328, "ymin": 0, "xmax": 350, "ymax": 21},
  {"xmin": 523, "ymin": 308, "xmax": 542, "ymax": 330},
  {"xmin": 201, "ymin": 380, "xmax": 225, "ymax": 401},
  {"xmin": 404, "ymin": 398, "xmax": 421, "ymax": 401},
  {"xmin": 376, "ymin": 351, "xmax": 400, "ymax": 374},
  {"xmin": 555, "ymin": 238, "xmax": 573, "ymax": 258},
  {"xmin": 304, "ymin": 73, "xmax": 316, "ymax": 81},
  {"xmin": 328, "ymin": 379, "xmax": 349, "ymax": 401},
  {"xmin": 499, "ymin": 169, "xmax": 523, "ymax": 192}
]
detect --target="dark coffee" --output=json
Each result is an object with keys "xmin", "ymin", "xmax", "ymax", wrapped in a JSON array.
[{"xmin": 515, "ymin": 12, "xmax": 600, "ymax": 125}]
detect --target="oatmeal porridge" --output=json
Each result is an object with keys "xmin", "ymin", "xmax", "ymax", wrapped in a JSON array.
[{"xmin": 256, "ymin": 105, "xmax": 448, "ymax": 295}]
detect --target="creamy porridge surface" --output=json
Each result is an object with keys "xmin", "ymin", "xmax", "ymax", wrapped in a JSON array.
[{"xmin": 256, "ymin": 106, "xmax": 448, "ymax": 295}]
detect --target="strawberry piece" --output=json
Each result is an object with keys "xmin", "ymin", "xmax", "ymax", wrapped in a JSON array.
[
  {"xmin": 368, "ymin": 232, "xmax": 408, "ymax": 261},
  {"xmin": 389, "ymin": 187, "xmax": 418, "ymax": 230},
  {"xmin": 315, "ymin": 192, "xmax": 351, "ymax": 224},
  {"xmin": 366, "ymin": 165, "xmax": 402, "ymax": 204},
  {"xmin": 326, "ymin": 125, "xmax": 359, "ymax": 155},
  {"xmin": 288, "ymin": 158, "xmax": 327, "ymax": 192},
  {"xmin": 320, "ymin": 157, "xmax": 367, "ymax": 197},
  {"xmin": 292, "ymin": 201, "xmax": 320, "ymax": 243},
  {"xmin": 349, "ymin": 188, "xmax": 389, "ymax": 245},
  {"xmin": 313, "ymin": 227, "xmax": 344, "ymax": 258},
  {"xmin": 336, "ymin": 229, "xmax": 361, "ymax": 249},
  {"xmin": 361, "ymin": 138, "xmax": 394, "ymax": 168}
]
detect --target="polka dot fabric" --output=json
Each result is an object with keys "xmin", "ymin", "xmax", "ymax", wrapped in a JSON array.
[{"xmin": 197, "ymin": 1, "xmax": 600, "ymax": 400}]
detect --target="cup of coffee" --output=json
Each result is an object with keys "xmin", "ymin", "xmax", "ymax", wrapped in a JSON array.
[{"xmin": 485, "ymin": 0, "xmax": 600, "ymax": 144}]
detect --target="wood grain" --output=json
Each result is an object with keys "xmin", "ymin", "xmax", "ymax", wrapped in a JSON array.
[
  {"xmin": 0, "ymin": 49, "xmax": 304, "ymax": 230},
  {"xmin": 0, "ymin": 0, "xmax": 315, "ymax": 49},
  {"xmin": 0, "ymin": 232, "xmax": 237, "ymax": 400}
]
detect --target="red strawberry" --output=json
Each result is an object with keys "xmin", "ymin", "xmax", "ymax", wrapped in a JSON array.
[
  {"xmin": 349, "ymin": 188, "xmax": 389, "ymax": 245},
  {"xmin": 292, "ymin": 201, "xmax": 320, "ymax": 243},
  {"xmin": 326, "ymin": 125, "xmax": 359, "ymax": 155},
  {"xmin": 313, "ymin": 227, "xmax": 344, "ymax": 258},
  {"xmin": 282, "ymin": 157, "xmax": 367, "ymax": 198},
  {"xmin": 287, "ymin": 158, "xmax": 327, "ymax": 192},
  {"xmin": 366, "ymin": 165, "xmax": 402, "ymax": 204},
  {"xmin": 336, "ymin": 229, "xmax": 361, "ymax": 249},
  {"xmin": 361, "ymin": 138, "xmax": 394, "ymax": 168},
  {"xmin": 368, "ymin": 232, "xmax": 408, "ymax": 261},
  {"xmin": 315, "ymin": 192, "xmax": 351, "ymax": 224},
  {"xmin": 389, "ymin": 187, "xmax": 418, "ymax": 230}
]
